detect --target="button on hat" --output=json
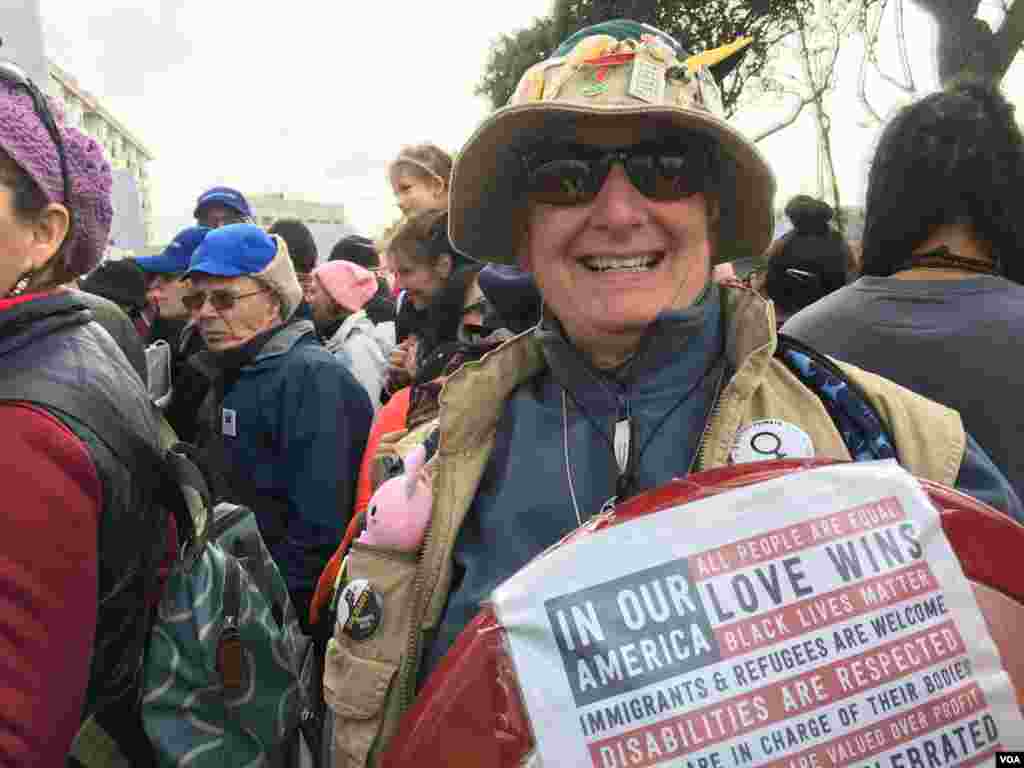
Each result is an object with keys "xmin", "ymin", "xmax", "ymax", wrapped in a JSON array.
[
  {"xmin": 185, "ymin": 223, "xmax": 303, "ymax": 321},
  {"xmin": 135, "ymin": 226, "xmax": 210, "ymax": 274},
  {"xmin": 448, "ymin": 19, "xmax": 774, "ymax": 266}
]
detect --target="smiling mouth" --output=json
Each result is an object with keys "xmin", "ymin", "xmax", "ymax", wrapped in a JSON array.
[{"xmin": 581, "ymin": 252, "xmax": 664, "ymax": 273}]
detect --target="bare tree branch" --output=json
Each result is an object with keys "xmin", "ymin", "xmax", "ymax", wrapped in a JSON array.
[
  {"xmin": 752, "ymin": 93, "xmax": 812, "ymax": 142},
  {"xmin": 863, "ymin": 0, "xmax": 918, "ymax": 93},
  {"xmin": 991, "ymin": 0, "xmax": 1024, "ymax": 78},
  {"xmin": 858, "ymin": 0, "xmax": 886, "ymax": 122},
  {"xmin": 894, "ymin": 0, "xmax": 917, "ymax": 90}
]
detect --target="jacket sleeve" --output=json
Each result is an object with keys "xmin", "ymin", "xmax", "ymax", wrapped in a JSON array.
[
  {"xmin": 344, "ymin": 332, "xmax": 388, "ymax": 410},
  {"xmin": 955, "ymin": 431, "xmax": 1024, "ymax": 524},
  {"xmin": 276, "ymin": 361, "xmax": 374, "ymax": 621},
  {"xmin": 0, "ymin": 404, "xmax": 101, "ymax": 765}
]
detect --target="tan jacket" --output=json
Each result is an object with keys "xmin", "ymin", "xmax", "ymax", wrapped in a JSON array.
[{"xmin": 329, "ymin": 285, "xmax": 965, "ymax": 766}]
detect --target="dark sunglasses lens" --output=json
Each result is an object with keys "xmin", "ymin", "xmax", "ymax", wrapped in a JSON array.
[
  {"xmin": 529, "ymin": 159, "xmax": 597, "ymax": 205},
  {"xmin": 209, "ymin": 291, "xmax": 238, "ymax": 311},
  {"xmin": 182, "ymin": 293, "xmax": 205, "ymax": 311},
  {"xmin": 627, "ymin": 151, "xmax": 704, "ymax": 200},
  {"xmin": 183, "ymin": 291, "xmax": 239, "ymax": 311}
]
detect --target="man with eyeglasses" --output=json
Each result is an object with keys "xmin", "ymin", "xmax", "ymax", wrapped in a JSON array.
[
  {"xmin": 181, "ymin": 223, "xmax": 373, "ymax": 629},
  {"xmin": 193, "ymin": 185, "xmax": 252, "ymax": 229},
  {"xmin": 328, "ymin": 20, "xmax": 1022, "ymax": 760}
]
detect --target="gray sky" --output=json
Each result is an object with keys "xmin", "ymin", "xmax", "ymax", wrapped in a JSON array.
[{"xmin": 37, "ymin": 1, "xmax": 1023, "ymax": 244}]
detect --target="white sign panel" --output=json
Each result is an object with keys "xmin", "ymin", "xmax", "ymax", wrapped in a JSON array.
[{"xmin": 491, "ymin": 461, "xmax": 1024, "ymax": 768}]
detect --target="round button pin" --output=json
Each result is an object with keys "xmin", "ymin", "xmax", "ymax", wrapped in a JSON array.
[
  {"xmin": 336, "ymin": 578, "xmax": 383, "ymax": 642},
  {"xmin": 731, "ymin": 419, "xmax": 814, "ymax": 464}
]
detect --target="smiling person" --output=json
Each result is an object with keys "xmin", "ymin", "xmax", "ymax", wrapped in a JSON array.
[
  {"xmin": 388, "ymin": 143, "xmax": 451, "ymax": 218},
  {"xmin": 326, "ymin": 20, "xmax": 1021, "ymax": 764},
  {"xmin": 388, "ymin": 144, "xmax": 453, "ymax": 346},
  {"xmin": 181, "ymin": 223, "xmax": 373, "ymax": 628}
]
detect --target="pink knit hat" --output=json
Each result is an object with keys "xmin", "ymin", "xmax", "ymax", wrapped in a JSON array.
[
  {"xmin": 0, "ymin": 81, "xmax": 113, "ymax": 277},
  {"xmin": 313, "ymin": 260, "xmax": 377, "ymax": 313}
]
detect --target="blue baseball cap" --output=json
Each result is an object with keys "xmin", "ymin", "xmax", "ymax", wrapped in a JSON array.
[
  {"xmin": 193, "ymin": 186, "xmax": 252, "ymax": 219},
  {"xmin": 184, "ymin": 223, "xmax": 304, "ymax": 321},
  {"xmin": 184, "ymin": 223, "xmax": 276, "ymax": 277},
  {"xmin": 135, "ymin": 226, "xmax": 211, "ymax": 274}
]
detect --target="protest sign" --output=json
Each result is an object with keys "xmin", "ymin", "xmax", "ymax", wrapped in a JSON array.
[{"xmin": 491, "ymin": 461, "xmax": 1024, "ymax": 768}]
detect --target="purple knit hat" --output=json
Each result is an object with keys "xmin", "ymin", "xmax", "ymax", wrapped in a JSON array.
[{"xmin": 0, "ymin": 81, "xmax": 113, "ymax": 276}]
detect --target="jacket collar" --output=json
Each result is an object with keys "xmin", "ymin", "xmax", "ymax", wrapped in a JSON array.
[
  {"xmin": 189, "ymin": 318, "xmax": 316, "ymax": 382},
  {"xmin": 253, "ymin": 318, "xmax": 315, "ymax": 363},
  {"xmin": 438, "ymin": 284, "xmax": 777, "ymax": 454},
  {"xmin": 323, "ymin": 310, "xmax": 368, "ymax": 353},
  {"xmin": 0, "ymin": 290, "xmax": 92, "ymax": 359},
  {"xmin": 536, "ymin": 285, "xmax": 722, "ymax": 414}
]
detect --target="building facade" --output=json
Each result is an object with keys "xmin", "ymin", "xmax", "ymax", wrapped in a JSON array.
[
  {"xmin": 248, "ymin": 193, "xmax": 350, "ymax": 264},
  {"xmin": 247, "ymin": 192, "xmax": 347, "ymax": 229},
  {"xmin": 45, "ymin": 60, "xmax": 155, "ymax": 246}
]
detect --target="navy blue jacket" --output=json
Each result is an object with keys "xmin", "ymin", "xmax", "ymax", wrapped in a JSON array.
[{"xmin": 194, "ymin": 319, "xmax": 372, "ymax": 620}]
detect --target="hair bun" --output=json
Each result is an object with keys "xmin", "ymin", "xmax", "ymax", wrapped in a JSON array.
[{"xmin": 785, "ymin": 195, "xmax": 833, "ymax": 236}]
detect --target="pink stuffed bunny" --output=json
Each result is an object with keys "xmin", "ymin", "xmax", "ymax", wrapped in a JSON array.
[{"xmin": 357, "ymin": 444, "xmax": 432, "ymax": 552}]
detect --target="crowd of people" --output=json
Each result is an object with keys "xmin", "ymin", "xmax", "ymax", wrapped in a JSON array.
[{"xmin": 0, "ymin": 16, "xmax": 1022, "ymax": 767}]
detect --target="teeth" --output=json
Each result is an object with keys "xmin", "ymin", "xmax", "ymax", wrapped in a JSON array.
[{"xmin": 583, "ymin": 253, "xmax": 661, "ymax": 272}]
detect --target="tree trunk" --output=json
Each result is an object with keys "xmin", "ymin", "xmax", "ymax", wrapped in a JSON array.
[
  {"xmin": 798, "ymin": 16, "xmax": 843, "ymax": 230},
  {"xmin": 911, "ymin": 0, "xmax": 1024, "ymax": 84}
]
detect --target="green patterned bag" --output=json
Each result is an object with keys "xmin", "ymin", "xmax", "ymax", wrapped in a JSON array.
[{"xmin": 142, "ymin": 502, "xmax": 321, "ymax": 767}]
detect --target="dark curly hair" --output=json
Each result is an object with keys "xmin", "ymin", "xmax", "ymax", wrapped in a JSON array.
[
  {"xmin": 763, "ymin": 195, "xmax": 850, "ymax": 315},
  {"xmin": 268, "ymin": 218, "xmax": 318, "ymax": 273},
  {"xmin": 861, "ymin": 80, "xmax": 1024, "ymax": 282}
]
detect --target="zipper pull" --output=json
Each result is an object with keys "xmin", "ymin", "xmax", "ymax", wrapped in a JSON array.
[
  {"xmin": 614, "ymin": 417, "xmax": 630, "ymax": 475},
  {"xmin": 614, "ymin": 397, "xmax": 631, "ymax": 477}
]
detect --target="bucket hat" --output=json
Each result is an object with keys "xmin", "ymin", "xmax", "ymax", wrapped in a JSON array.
[{"xmin": 449, "ymin": 19, "xmax": 775, "ymax": 265}]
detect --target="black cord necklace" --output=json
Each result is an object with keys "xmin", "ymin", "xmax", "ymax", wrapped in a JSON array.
[
  {"xmin": 561, "ymin": 346, "xmax": 726, "ymax": 514},
  {"xmin": 894, "ymin": 246, "xmax": 999, "ymax": 277}
]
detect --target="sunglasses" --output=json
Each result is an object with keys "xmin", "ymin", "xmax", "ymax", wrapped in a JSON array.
[
  {"xmin": 0, "ymin": 61, "xmax": 72, "ymax": 216},
  {"xmin": 521, "ymin": 139, "xmax": 716, "ymax": 206},
  {"xmin": 182, "ymin": 287, "xmax": 269, "ymax": 312}
]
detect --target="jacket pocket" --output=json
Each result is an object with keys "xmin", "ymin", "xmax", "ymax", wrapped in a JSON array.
[
  {"xmin": 324, "ymin": 543, "xmax": 419, "ymax": 767},
  {"xmin": 323, "ymin": 641, "xmax": 397, "ymax": 766}
]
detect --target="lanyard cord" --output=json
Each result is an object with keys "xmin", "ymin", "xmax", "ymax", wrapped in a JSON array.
[{"xmin": 561, "ymin": 348, "xmax": 725, "ymax": 524}]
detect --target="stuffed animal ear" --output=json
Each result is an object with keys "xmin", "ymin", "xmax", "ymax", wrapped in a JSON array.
[{"xmin": 403, "ymin": 445, "xmax": 428, "ymax": 496}]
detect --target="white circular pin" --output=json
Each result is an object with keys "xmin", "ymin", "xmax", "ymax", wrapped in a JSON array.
[{"xmin": 730, "ymin": 419, "xmax": 814, "ymax": 464}]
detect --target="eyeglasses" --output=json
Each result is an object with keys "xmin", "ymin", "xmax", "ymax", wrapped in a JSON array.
[
  {"xmin": 0, "ymin": 61, "xmax": 72, "ymax": 215},
  {"xmin": 182, "ymin": 287, "xmax": 269, "ymax": 313},
  {"xmin": 521, "ymin": 139, "xmax": 716, "ymax": 206}
]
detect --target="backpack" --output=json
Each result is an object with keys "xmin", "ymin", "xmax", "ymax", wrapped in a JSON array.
[
  {"xmin": 0, "ymin": 372, "xmax": 325, "ymax": 767},
  {"xmin": 141, "ymin": 501, "xmax": 324, "ymax": 767}
]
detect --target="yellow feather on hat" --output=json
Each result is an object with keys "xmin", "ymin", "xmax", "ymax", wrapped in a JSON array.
[{"xmin": 685, "ymin": 37, "xmax": 753, "ymax": 72}]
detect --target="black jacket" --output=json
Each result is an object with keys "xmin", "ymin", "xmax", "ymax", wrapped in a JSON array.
[{"xmin": 0, "ymin": 293, "xmax": 168, "ymax": 761}]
